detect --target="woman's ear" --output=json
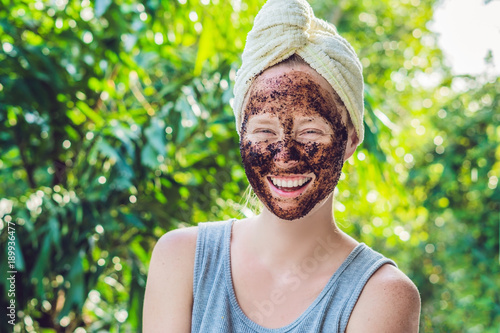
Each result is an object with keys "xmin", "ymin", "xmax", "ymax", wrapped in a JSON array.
[{"xmin": 343, "ymin": 125, "xmax": 359, "ymax": 161}]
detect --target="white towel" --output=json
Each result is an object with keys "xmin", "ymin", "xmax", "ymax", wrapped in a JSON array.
[{"xmin": 233, "ymin": 0, "xmax": 365, "ymax": 142}]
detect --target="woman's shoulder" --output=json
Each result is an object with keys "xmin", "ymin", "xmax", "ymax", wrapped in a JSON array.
[
  {"xmin": 346, "ymin": 263, "xmax": 421, "ymax": 332},
  {"xmin": 152, "ymin": 218, "xmax": 233, "ymax": 260},
  {"xmin": 148, "ymin": 226, "xmax": 200, "ymax": 286},
  {"xmin": 154, "ymin": 225, "xmax": 199, "ymax": 256},
  {"xmin": 143, "ymin": 226, "xmax": 200, "ymax": 332}
]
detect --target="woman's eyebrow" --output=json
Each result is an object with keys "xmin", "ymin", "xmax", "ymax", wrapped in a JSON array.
[
  {"xmin": 295, "ymin": 117, "xmax": 316, "ymax": 124},
  {"xmin": 295, "ymin": 117, "xmax": 327, "ymax": 125},
  {"xmin": 249, "ymin": 116, "xmax": 278, "ymax": 125}
]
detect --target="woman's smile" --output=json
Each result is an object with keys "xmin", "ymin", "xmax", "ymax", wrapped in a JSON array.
[{"xmin": 266, "ymin": 175, "xmax": 314, "ymax": 198}]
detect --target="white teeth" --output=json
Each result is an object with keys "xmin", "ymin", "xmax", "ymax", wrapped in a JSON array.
[{"xmin": 270, "ymin": 177, "xmax": 311, "ymax": 188}]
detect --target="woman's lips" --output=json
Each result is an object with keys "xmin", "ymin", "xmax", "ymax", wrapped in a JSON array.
[{"xmin": 266, "ymin": 175, "xmax": 313, "ymax": 198}]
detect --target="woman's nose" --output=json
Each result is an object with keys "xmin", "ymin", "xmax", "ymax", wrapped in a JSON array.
[{"xmin": 273, "ymin": 139, "xmax": 300, "ymax": 168}]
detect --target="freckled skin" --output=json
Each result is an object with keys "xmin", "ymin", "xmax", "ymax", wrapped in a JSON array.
[{"xmin": 239, "ymin": 71, "xmax": 348, "ymax": 220}]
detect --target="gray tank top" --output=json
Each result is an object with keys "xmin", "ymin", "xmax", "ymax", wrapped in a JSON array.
[{"xmin": 191, "ymin": 219, "xmax": 396, "ymax": 332}]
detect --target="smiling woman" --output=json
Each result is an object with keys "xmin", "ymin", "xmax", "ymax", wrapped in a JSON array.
[{"xmin": 143, "ymin": 0, "xmax": 421, "ymax": 332}]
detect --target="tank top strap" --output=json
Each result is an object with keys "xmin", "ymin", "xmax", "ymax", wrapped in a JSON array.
[
  {"xmin": 336, "ymin": 244, "xmax": 397, "ymax": 331},
  {"xmin": 193, "ymin": 219, "xmax": 233, "ymax": 300}
]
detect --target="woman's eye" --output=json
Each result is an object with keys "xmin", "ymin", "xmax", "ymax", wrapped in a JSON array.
[
  {"xmin": 300, "ymin": 129, "xmax": 323, "ymax": 135},
  {"xmin": 254, "ymin": 129, "xmax": 275, "ymax": 134}
]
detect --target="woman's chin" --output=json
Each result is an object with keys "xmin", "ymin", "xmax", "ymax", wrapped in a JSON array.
[{"xmin": 263, "ymin": 191, "xmax": 334, "ymax": 221}]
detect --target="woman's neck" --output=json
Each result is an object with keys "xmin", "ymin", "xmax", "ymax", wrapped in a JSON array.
[{"xmin": 239, "ymin": 195, "xmax": 354, "ymax": 270}]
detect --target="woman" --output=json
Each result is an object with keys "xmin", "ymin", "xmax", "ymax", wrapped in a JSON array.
[{"xmin": 143, "ymin": 0, "xmax": 421, "ymax": 332}]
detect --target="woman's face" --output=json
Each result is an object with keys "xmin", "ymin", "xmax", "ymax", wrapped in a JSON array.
[{"xmin": 239, "ymin": 64, "xmax": 350, "ymax": 220}]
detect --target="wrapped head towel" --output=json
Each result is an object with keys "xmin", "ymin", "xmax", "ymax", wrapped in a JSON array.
[{"xmin": 233, "ymin": 0, "xmax": 365, "ymax": 142}]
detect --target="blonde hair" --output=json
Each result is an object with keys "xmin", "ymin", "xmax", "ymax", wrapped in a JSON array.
[{"xmin": 239, "ymin": 185, "xmax": 263, "ymax": 217}]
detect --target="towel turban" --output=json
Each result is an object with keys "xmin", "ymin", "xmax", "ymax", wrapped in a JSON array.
[{"xmin": 233, "ymin": 0, "xmax": 365, "ymax": 142}]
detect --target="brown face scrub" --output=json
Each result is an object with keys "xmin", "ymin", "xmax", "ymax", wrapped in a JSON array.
[{"xmin": 239, "ymin": 69, "xmax": 349, "ymax": 221}]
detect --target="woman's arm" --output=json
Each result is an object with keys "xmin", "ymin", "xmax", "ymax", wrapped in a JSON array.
[
  {"xmin": 345, "ymin": 264, "xmax": 421, "ymax": 332},
  {"xmin": 143, "ymin": 227, "xmax": 198, "ymax": 332}
]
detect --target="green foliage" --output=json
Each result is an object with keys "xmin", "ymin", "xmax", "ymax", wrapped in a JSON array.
[
  {"xmin": 0, "ymin": 0, "xmax": 255, "ymax": 331},
  {"xmin": 0, "ymin": 0, "xmax": 498, "ymax": 332},
  {"xmin": 408, "ymin": 77, "xmax": 500, "ymax": 331}
]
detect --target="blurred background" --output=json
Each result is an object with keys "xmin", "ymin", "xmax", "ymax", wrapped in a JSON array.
[{"xmin": 0, "ymin": 0, "xmax": 499, "ymax": 332}]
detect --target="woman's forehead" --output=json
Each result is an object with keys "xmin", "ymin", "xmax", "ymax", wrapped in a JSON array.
[
  {"xmin": 243, "ymin": 66, "xmax": 346, "ymax": 126},
  {"xmin": 253, "ymin": 63, "xmax": 333, "ymax": 93},
  {"xmin": 243, "ymin": 64, "xmax": 338, "ymax": 116}
]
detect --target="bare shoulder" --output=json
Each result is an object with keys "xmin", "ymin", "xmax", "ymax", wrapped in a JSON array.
[
  {"xmin": 147, "ymin": 227, "xmax": 199, "ymax": 281},
  {"xmin": 152, "ymin": 226, "xmax": 199, "ymax": 258},
  {"xmin": 143, "ymin": 226, "xmax": 199, "ymax": 333},
  {"xmin": 346, "ymin": 263, "xmax": 421, "ymax": 333}
]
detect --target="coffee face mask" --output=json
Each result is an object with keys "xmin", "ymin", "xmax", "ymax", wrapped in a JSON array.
[{"xmin": 239, "ymin": 68, "xmax": 349, "ymax": 220}]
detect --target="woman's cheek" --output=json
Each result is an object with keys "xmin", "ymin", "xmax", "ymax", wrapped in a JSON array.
[
  {"xmin": 305, "ymin": 142, "xmax": 332, "ymax": 168},
  {"xmin": 240, "ymin": 140, "xmax": 270, "ymax": 176}
]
